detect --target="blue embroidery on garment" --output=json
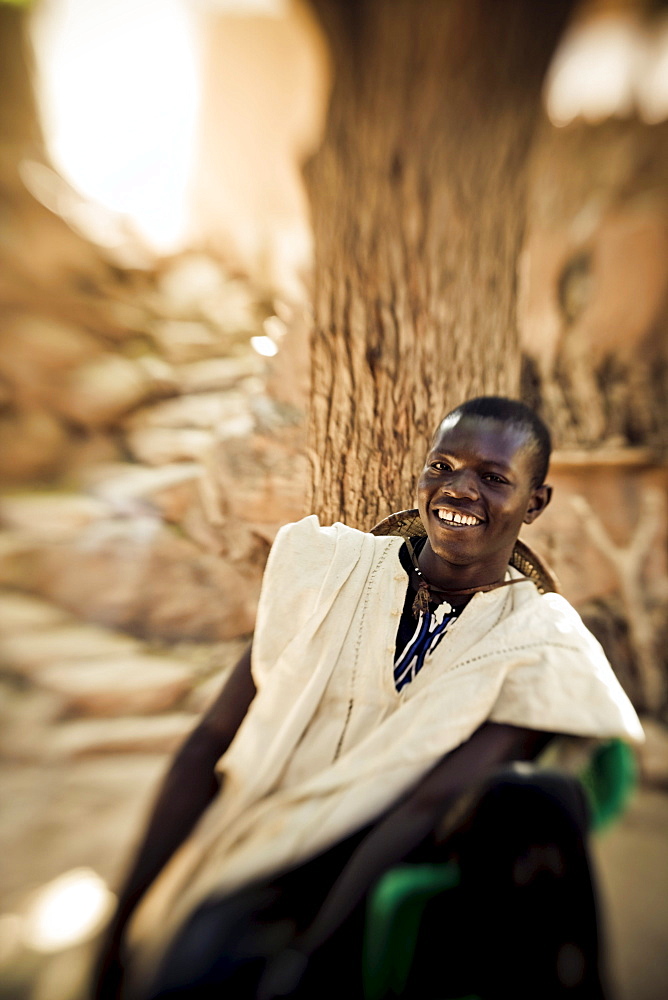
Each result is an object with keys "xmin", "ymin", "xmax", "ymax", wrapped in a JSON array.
[{"xmin": 393, "ymin": 604, "xmax": 458, "ymax": 692}]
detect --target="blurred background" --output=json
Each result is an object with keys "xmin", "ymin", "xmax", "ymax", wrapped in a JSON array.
[{"xmin": 0, "ymin": 0, "xmax": 666, "ymax": 998}]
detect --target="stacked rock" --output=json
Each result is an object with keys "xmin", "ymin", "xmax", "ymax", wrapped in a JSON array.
[{"xmin": 0, "ymin": 250, "xmax": 308, "ymax": 996}]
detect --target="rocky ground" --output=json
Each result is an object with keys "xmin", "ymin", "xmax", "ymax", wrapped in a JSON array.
[
  {"xmin": 595, "ymin": 783, "xmax": 668, "ymax": 1000},
  {"xmin": 0, "ymin": 589, "xmax": 248, "ymax": 1000}
]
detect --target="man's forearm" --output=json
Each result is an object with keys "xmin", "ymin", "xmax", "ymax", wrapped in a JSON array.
[
  {"xmin": 114, "ymin": 730, "xmax": 222, "ymax": 921},
  {"xmin": 297, "ymin": 798, "xmax": 436, "ymax": 955},
  {"xmin": 93, "ymin": 645, "xmax": 256, "ymax": 999},
  {"xmin": 92, "ymin": 727, "xmax": 225, "ymax": 1000},
  {"xmin": 113, "ymin": 642, "xmax": 256, "ymax": 917}
]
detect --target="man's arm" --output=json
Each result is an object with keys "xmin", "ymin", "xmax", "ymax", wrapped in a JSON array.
[
  {"xmin": 258, "ymin": 722, "xmax": 552, "ymax": 999},
  {"xmin": 94, "ymin": 642, "xmax": 256, "ymax": 999}
]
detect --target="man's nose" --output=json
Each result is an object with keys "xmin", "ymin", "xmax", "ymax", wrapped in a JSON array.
[{"xmin": 441, "ymin": 470, "xmax": 479, "ymax": 499}]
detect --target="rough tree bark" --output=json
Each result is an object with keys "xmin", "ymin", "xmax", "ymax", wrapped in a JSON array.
[
  {"xmin": 0, "ymin": 2, "xmax": 42, "ymax": 172},
  {"xmin": 304, "ymin": 0, "xmax": 574, "ymax": 528}
]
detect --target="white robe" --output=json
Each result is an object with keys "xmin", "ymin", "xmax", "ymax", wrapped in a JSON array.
[{"xmin": 126, "ymin": 515, "xmax": 643, "ymax": 988}]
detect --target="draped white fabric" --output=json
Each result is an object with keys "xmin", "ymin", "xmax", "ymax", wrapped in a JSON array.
[{"xmin": 125, "ymin": 515, "xmax": 643, "ymax": 991}]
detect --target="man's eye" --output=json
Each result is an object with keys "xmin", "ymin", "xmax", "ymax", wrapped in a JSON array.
[
  {"xmin": 430, "ymin": 462, "xmax": 452, "ymax": 471},
  {"xmin": 483, "ymin": 473, "xmax": 507, "ymax": 484}
]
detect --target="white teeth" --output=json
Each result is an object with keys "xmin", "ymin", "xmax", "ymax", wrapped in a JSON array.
[{"xmin": 437, "ymin": 508, "xmax": 481, "ymax": 526}]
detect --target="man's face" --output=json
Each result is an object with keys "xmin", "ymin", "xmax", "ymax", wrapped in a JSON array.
[{"xmin": 416, "ymin": 414, "xmax": 550, "ymax": 574}]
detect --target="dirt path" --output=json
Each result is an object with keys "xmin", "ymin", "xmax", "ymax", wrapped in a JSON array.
[{"xmin": 594, "ymin": 786, "xmax": 668, "ymax": 1000}]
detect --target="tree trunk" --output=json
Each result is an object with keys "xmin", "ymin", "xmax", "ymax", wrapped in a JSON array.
[
  {"xmin": 304, "ymin": 0, "xmax": 574, "ymax": 528},
  {"xmin": 0, "ymin": 3, "xmax": 43, "ymax": 172}
]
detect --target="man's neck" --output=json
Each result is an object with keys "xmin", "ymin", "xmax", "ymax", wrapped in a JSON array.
[{"xmin": 418, "ymin": 541, "xmax": 513, "ymax": 593}]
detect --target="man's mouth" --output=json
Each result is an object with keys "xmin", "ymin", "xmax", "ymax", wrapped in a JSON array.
[{"xmin": 433, "ymin": 507, "xmax": 484, "ymax": 527}]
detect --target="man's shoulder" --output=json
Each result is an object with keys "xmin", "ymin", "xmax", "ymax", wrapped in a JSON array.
[
  {"xmin": 266, "ymin": 515, "xmax": 400, "ymax": 581},
  {"xmin": 273, "ymin": 515, "xmax": 402, "ymax": 551},
  {"xmin": 507, "ymin": 582, "xmax": 602, "ymax": 654}
]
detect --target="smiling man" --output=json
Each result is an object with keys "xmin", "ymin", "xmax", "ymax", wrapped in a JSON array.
[
  {"xmin": 96, "ymin": 397, "xmax": 643, "ymax": 1000},
  {"xmin": 417, "ymin": 398, "xmax": 551, "ymax": 589}
]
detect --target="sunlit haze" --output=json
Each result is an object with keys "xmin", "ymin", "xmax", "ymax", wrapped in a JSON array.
[
  {"xmin": 30, "ymin": 0, "xmax": 200, "ymax": 253},
  {"xmin": 545, "ymin": 12, "xmax": 668, "ymax": 126},
  {"xmin": 22, "ymin": 868, "xmax": 116, "ymax": 953}
]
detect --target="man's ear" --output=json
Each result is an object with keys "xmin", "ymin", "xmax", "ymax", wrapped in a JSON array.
[{"xmin": 523, "ymin": 484, "xmax": 552, "ymax": 524}]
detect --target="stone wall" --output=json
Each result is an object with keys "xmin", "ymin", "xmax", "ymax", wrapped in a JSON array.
[
  {"xmin": 0, "ymin": 7, "xmax": 313, "ymax": 992},
  {"xmin": 0, "ymin": 180, "xmax": 309, "ymax": 997},
  {"xmin": 0, "ymin": 240, "xmax": 307, "ymax": 598}
]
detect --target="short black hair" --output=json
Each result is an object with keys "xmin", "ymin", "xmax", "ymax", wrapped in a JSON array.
[{"xmin": 438, "ymin": 396, "xmax": 551, "ymax": 487}]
